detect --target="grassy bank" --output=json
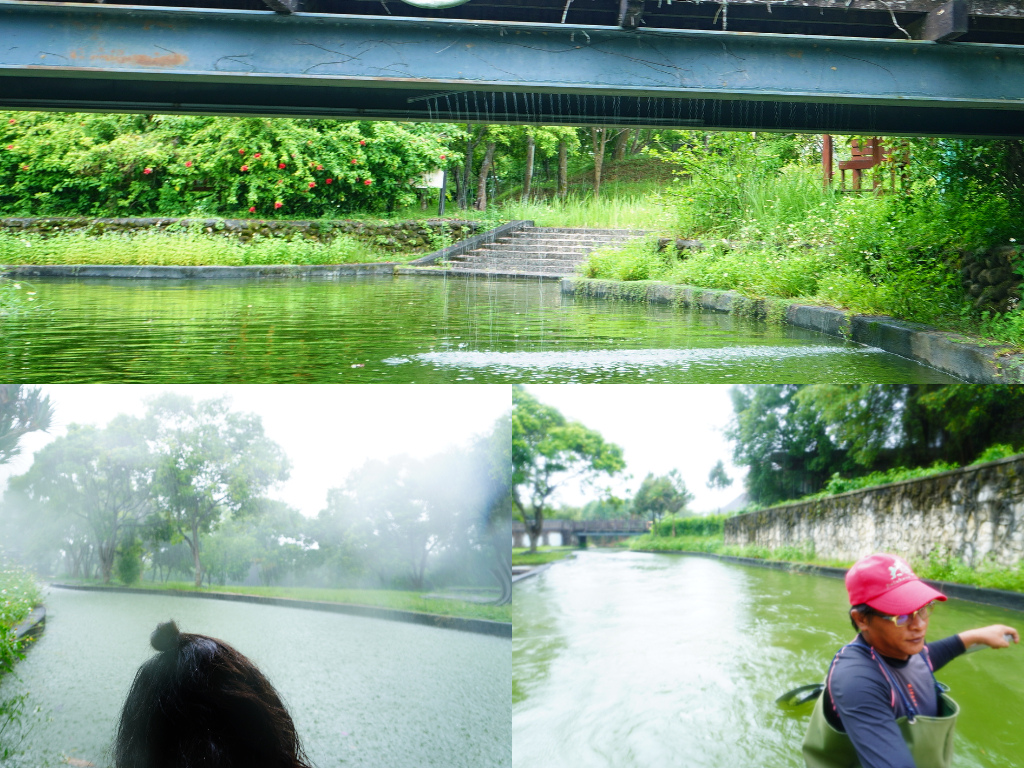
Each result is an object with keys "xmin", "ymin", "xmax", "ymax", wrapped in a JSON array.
[
  {"xmin": 628, "ymin": 534, "xmax": 1024, "ymax": 594},
  {"xmin": 0, "ymin": 559, "xmax": 41, "ymax": 670},
  {"xmin": 0, "ymin": 229, "xmax": 395, "ymax": 267},
  {"xmin": 513, "ymin": 547, "xmax": 576, "ymax": 567},
  {"xmin": 56, "ymin": 579, "xmax": 511, "ymax": 624}
]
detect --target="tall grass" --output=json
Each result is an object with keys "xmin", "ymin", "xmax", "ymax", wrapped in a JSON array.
[
  {"xmin": 495, "ymin": 192, "xmax": 673, "ymax": 230},
  {"xmin": 0, "ymin": 230, "xmax": 391, "ymax": 267}
]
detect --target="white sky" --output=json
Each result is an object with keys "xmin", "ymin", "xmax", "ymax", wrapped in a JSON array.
[
  {"xmin": 523, "ymin": 385, "xmax": 746, "ymax": 513},
  {"xmin": 1, "ymin": 385, "xmax": 512, "ymax": 518},
  {"xmin": 2, "ymin": 384, "xmax": 747, "ymax": 517}
]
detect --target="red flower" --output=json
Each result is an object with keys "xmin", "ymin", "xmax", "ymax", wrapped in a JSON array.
[
  {"xmin": 440, "ymin": 155, "xmax": 447, "ymax": 160},
  {"xmin": 5, "ymin": 145, "xmax": 13, "ymax": 150},
  {"xmin": 248, "ymin": 206, "xmax": 256, "ymax": 213},
  {"xmin": 185, "ymin": 161, "xmax": 193, "ymax": 168},
  {"xmin": 143, "ymin": 167, "xmax": 152, "ymax": 174},
  {"xmin": 7, "ymin": 119, "xmax": 15, "ymax": 124},
  {"xmin": 254, "ymin": 153, "xmax": 262, "ymax": 159},
  {"xmin": 326, "ymin": 178, "xmax": 333, "ymax": 184},
  {"xmin": 316, "ymin": 164, "xmax": 323, "ymax": 171},
  {"xmin": 359, "ymin": 140, "xmax": 366, "ymax": 146},
  {"xmin": 279, "ymin": 163, "xmax": 286, "ymax": 169},
  {"xmin": 274, "ymin": 201, "xmax": 283, "ymax": 209},
  {"xmin": 308, "ymin": 181, "xmax": 316, "ymax": 188},
  {"xmin": 21, "ymin": 165, "xmax": 28, "ymax": 171},
  {"xmin": 240, "ymin": 165, "xmax": 249, "ymax": 172},
  {"xmin": 364, "ymin": 179, "xmax": 372, "ymax": 185},
  {"xmin": 239, "ymin": 149, "xmax": 246, "ymax": 155},
  {"xmin": 351, "ymin": 159, "xmax": 358, "ymax": 164}
]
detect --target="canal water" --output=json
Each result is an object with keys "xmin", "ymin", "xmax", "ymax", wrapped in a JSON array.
[
  {"xmin": 1, "ymin": 587, "xmax": 510, "ymax": 768},
  {"xmin": 0, "ymin": 276, "xmax": 957, "ymax": 383},
  {"xmin": 513, "ymin": 551, "xmax": 1024, "ymax": 768}
]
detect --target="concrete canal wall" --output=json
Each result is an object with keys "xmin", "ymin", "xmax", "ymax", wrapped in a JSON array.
[
  {"xmin": 562, "ymin": 277, "xmax": 1024, "ymax": 383},
  {"xmin": 725, "ymin": 454, "xmax": 1024, "ymax": 567}
]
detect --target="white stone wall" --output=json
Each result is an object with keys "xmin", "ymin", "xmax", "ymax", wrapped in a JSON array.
[{"xmin": 724, "ymin": 456, "xmax": 1024, "ymax": 566}]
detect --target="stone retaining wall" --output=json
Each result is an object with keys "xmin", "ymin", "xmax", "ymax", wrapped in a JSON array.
[
  {"xmin": 0, "ymin": 217, "xmax": 481, "ymax": 253},
  {"xmin": 725, "ymin": 455, "xmax": 1024, "ymax": 567}
]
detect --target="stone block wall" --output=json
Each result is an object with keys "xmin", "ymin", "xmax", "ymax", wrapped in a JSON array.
[
  {"xmin": 0, "ymin": 217, "xmax": 481, "ymax": 253},
  {"xmin": 724, "ymin": 455, "xmax": 1024, "ymax": 567}
]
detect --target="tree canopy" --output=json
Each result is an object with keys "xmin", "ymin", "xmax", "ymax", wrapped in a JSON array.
[
  {"xmin": 728, "ymin": 384, "xmax": 1024, "ymax": 505},
  {"xmin": 510, "ymin": 385, "xmax": 625, "ymax": 552}
]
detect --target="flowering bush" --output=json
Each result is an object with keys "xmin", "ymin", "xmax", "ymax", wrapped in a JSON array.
[{"xmin": 0, "ymin": 113, "xmax": 462, "ymax": 217}]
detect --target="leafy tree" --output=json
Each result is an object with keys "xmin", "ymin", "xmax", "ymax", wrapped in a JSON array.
[
  {"xmin": 0, "ymin": 385, "xmax": 52, "ymax": 466},
  {"xmin": 115, "ymin": 534, "xmax": 144, "ymax": 586},
  {"xmin": 7, "ymin": 416, "xmax": 154, "ymax": 584},
  {"xmin": 149, "ymin": 394, "xmax": 290, "ymax": 588},
  {"xmin": 510, "ymin": 385, "xmax": 625, "ymax": 553},
  {"xmin": 632, "ymin": 470, "xmax": 694, "ymax": 535},
  {"xmin": 726, "ymin": 385, "xmax": 848, "ymax": 505},
  {"xmin": 707, "ymin": 460, "xmax": 733, "ymax": 491},
  {"xmin": 580, "ymin": 496, "xmax": 632, "ymax": 520}
]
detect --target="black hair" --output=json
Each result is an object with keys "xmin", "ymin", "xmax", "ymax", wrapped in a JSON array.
[
  {"xmin": 849, "ymin": 603, "xmax": 875, "ymax": 631},
  {"xmin": 114, "ymin": 621, "xmax": 314, "ymax": 768}
]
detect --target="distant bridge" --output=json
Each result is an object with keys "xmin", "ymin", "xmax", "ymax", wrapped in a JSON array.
[{"xmin": 512, "ymin": 519, "xmax": 649, "ymax": 548}]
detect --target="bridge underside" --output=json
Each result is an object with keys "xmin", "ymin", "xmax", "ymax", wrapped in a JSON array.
[{"xmin": 3, "ymin": 1, "xmax": 1024, "ymax": 136}]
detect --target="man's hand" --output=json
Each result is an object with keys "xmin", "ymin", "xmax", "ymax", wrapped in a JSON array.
[{"xmin": 959, "ymin": 624, "xmax": 1020, "ymax": 650}]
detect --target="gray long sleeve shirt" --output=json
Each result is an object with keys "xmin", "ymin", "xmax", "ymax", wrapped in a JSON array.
[{"xmin": 822, "ymin": 633, "xmax": 965, "ymax": 768}]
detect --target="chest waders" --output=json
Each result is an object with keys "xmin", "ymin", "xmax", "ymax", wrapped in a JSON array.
[{"xmin": 802, "ymin": 645, "xmax": 959, "ymax": 768}]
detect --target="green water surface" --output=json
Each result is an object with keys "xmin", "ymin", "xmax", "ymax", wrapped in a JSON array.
[
  {"xmin": 512, "ymin": 552, "xmax": 1024, "ymax": 768},
  {"xmin": 1, "ymin": 587, "xmax": 510, "ymax": 768},
  {"xmin": 0, "ymin": 276, "xmax": 958, "ymax": 383}
]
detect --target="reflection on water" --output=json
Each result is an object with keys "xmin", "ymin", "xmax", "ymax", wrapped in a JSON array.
[
  {"xmin": 1, "ymin": 588, "xmax": 510, "ymax": 768},
  {"xmin": 512, "ymin": 552, "xmax": 1024, "ymax": 768},
  {"xmin": 0, "ymin": 276, "xmax": 957, "ymax": 383}
]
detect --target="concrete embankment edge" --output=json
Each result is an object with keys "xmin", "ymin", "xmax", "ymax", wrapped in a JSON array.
[
  {"xmin": 562, "ymin": 278, "xmax": 1024, "ymax": 383},
  {"xmin": 2, "ymin": 263, "xmax": 397, "ymax": 279},
  {"xmin": 512, "ymin": 562, "xmax": 556, "ymax": 584},
  {"xmin": 12, "ymin": 606, "xmax": 46, "ymax": 641},
  {"xmin": 633, "ymin": 550, "xmax": 1024, "ymax": 613},
  {"xmin": 51, "ymin": 584, "xmax": 511, "ymax": 638}
]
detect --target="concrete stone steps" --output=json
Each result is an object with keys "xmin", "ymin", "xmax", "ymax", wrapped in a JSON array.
[{"xmin": 442, "ymin": 225, "xmax": 645, "ymax": 276}]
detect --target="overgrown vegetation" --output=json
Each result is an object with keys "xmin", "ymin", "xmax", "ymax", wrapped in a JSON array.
[
  {"xmin": 0, "ymin": 555, "xmax": 42, "ymax": 762},
  {"xmin": 582, "ymin": 132, "xmax": 1024, "ymax": 348}
]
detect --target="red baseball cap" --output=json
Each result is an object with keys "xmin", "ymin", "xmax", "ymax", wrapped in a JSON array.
[{"xmin": 846, "ymin": 553, "xmax": 946, "ymax": 615}]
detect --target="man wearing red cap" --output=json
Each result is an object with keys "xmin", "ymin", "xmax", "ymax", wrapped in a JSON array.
[{"xmin": 803, "ymin": 553, "xmax": 1018, "ymax": 768}]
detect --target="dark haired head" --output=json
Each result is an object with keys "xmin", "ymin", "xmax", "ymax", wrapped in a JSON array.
[{"xmin": 115, "ymin": 621, "xmax": 313, "ymax": 768}]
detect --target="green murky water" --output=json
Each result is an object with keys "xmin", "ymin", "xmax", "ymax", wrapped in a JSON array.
[
  {"xmin": 512, "ymin": 552, "xmax": 1024, "ymax": 768},
  {"xmin": 1, "ymin": 587, "xmax": 510, "ymax": 768},
  {"xmin": 0, "ymin": 276, "xmax": 957, "ymax": 383}
]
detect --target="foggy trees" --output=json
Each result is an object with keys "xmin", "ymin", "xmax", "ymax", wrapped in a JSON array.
[
  {"xmin": 149, "ymin": 394, "xmax": 290, "ymax": 588},
  {"xmin": 511, "ymin": 385, "xmax": 625, "ymax": 553},
  {"xmin": 0, "ymin": 385, "xmax": 52, "ymax": 466},
  {"xmin": 1, "ymin": 392, "xmax": 508, "ymax": 597},
  {"xmin": 7, "ymin": 417, "xmax": 153, "ymax": 584}
]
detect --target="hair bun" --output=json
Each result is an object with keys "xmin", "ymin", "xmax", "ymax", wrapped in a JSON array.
[{"xmin": 151, "ymin": 621, "xmax": 181, "ymax": 652}]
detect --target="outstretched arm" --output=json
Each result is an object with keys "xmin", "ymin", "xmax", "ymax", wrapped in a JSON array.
[{"xmin": 959, "ymin": 624, "xmax": 1019, "ymax": 650}]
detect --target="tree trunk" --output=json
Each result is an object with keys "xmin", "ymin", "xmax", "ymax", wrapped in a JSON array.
[
  {"xmin": 613, "ymin": 128, "xmax": 631, "ymax": 161},
  {"xmin": 190, "ymin": 523, "xmax": 203, "ymax": 588},
  {"xmin": 557, "ymin": 140, "xmax": 568, "ymax": 201},
  {"xmin": 99, "ymin": 541, "xmax": 116, "ymax": 585},
  {"xmin": 591, "ymin": 127, "xmax": 610, "ymax": 199},
  {"xmin": 475, "ymin": 142, "xmax": 497, "ymax": 211},
  {"xmin": 522, "ymin": 132, "xmax": 536, "ymax": 202},
  {"xmin": 459, "ymin": 124, "xmax": 480, "ymax": 210},
  {"xmin": 525, "ymin": 503, "xmax": 545, "ymax": 554}
]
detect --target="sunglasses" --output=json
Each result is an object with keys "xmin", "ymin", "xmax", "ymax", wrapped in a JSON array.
[{"xmin": 872, "ymin": 602, "xmax": 937, "ymax": 627}]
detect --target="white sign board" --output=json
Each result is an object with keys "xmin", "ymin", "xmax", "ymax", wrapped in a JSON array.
[{"xmin": 416, "ymin": 170, "xmax": 446, "ymax": 189}]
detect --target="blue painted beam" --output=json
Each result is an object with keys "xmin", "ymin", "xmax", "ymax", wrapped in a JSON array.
[{"xmin": 2, "ymin": 0, "xmax": 1024, "ymax": 135}]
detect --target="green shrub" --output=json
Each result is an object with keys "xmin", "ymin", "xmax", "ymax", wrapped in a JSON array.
[{"xmin": 116, "ymin": 537, "xmax": 144, "ymax": 586}]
